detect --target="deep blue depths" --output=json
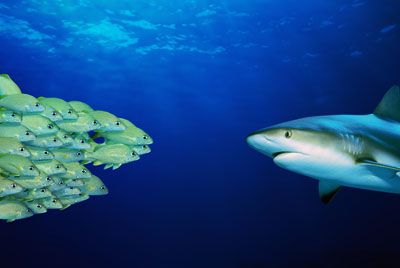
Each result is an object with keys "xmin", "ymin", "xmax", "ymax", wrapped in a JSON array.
[{"xmin": 0, "ymin": 0, "xmax": 400, "ymax": 267}]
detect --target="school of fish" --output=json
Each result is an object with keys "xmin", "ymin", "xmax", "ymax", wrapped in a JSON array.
[{"xmin": 0, "ymin": 74, "xmax": 153, "ymax": 222}]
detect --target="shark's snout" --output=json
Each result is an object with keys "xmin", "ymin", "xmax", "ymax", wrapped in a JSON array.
[{"xmin": 246, "ymin": 132, "xmax": 273, "ymax": 156}]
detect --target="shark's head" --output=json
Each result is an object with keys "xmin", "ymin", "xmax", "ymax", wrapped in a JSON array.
[{"xmin": 246, "ymin": 120, "xmax": 347, "ymax": 177}]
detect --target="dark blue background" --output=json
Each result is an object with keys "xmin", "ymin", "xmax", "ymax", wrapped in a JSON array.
[{"xmin": 0, "ymin": 0, "xmax": 399, "ymax": 267}]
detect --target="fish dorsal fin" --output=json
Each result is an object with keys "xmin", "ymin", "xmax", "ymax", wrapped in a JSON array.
[
  {"xmin": 0, "ymin": 74, "xmax": 11, "ymax": 80},
  {"xmin": 318, "ymin": 181, "xmax": 341, "ymax": 204},
  {"xmin": 374, "ymin": 86, "xmax": 400, "ymax": 121}
]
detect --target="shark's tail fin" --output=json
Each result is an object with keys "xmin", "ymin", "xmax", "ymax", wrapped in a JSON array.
[{"xmin": 374, "ymin": 85, "xmax": 400, "ymax": 122}]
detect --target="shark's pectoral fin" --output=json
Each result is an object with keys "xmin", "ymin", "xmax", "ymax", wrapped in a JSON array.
[
  {"xmin": 318, "ymin": 181, "xmax": 341, "ymax": 204},
  {"xmin": 374, "ymin": 85, "xmax": 400, "ymax": 122},
  {"xmin": 357, "ymin": 158, "xmax": 400, "ymax": 179}
]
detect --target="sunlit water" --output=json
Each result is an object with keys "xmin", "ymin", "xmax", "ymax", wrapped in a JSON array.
[{"xmin": 0, "ymin": 0, "xmax": 399, "ymax": 267}]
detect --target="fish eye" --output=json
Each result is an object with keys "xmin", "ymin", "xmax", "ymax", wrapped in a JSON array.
[
  {"xmin": 76, "ymin": 152, "xmax": 81, "ymax": 156},
  {"xmin": 80, "ymin": 139, "xmax": 85, "ymax": 144},
  {"xmin": 52, "ymin": 111, "xmax": 57, "ymax": 116},
  {"xmin": 44, "ymin": 151, "xmax": 49, "ymax": 155},
  {"xmin": 63, "ymin": 135, "xmax": 68, "ymax": 139},
  {"xmin": 52, "ymin": 199, "xmax": 57, "ymax": 203},
  {"xmin": 46, "ymin": 177, "xmax": 51, "ymax": 181},
  {"xmin": 131, "ymin": 152, "xmax": 136, "ymax": 156},
  {"xmin": 29, "ymin": 166, "xmax": 34, "ymax": 171},
  {"xmin": 79, "ymin": 193, "xmax": 82, "ymax": 196},
  {"xmin": 25, "ymin": 131, "xmax": 30, "ymax": 136},
  {"xmin": 285, "ymin": 130, "xmax": 292, "ymax": 139},
  {"xmin": 47, "ymin": 124, "xmax": 53, "ymax": 129},
  {"xmin": 11, "ymin": 112, "xmax": 16, "ymax": 117},
  {"xmin": 59, "ymin": 182, "xmax": 64, "ymax": 185},
  {"xmin": 67, "ymin": 109, "xmax": 72, "ymax": 114},
  {"xmin": 81, "ymin": 169, "xmax": 86, "ymax": 173},
  {"xmin": 40, "ymin": 189, "xmax": 45, "ymax": 193},
  {"xmin": 101, "ymin": 186, "xmax": 105, "ymax": 190},
  {"xmin": 35, "ymin": 103, "xmax": 40, "ymax": 107},
  {"xmin": 93, "ymin": 120, "xmax": 98, "ymax": 125},
  {"xmin": 37, "ymin": 204, "xmax": 42, "ymax": 208},
  {"xmin": 69, "ymin": 187, "xmax": 73, "ymax": 190},
  {"xmin": 19, "ymin": 147, "xmax": 24, "ymax": 152},
  {"xmin": 56, "ymin": 165, "xmax": 61, "ymax": 169},
  {"xmin": 143, "ymin": 135, "xmax": 148, "ymax": 140},
  {"xmin": 11, "ymin": 183, "xmax": 16, "ymax": 189},
  {"xmin": 142, "ymin": 145, "xmax": 147, "ymax": 149},
  {"xmin": 53, "ymin": 138, "xmax": 58, "ymax": 142},
  {"xmin": 115, "ymin": 121, "xmax": 120, "ymax": 126}
]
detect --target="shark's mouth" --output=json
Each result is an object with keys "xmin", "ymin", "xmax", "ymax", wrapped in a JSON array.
[
  {"xmin": 272, "ymin": 151, "xmax": 292, "ymax": 158},
  {"xmin": 272, "ymin": 151, "xmax": 307, "ymax": 159}
]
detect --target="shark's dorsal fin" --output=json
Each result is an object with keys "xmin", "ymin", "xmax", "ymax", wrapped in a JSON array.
[
  {"xmin": 318, "ymin": 181, "xmax": 341, "ymax": 204},
  {"xmin": 374, "ymin": 86, "xmax": 400, "ymax": 121}
]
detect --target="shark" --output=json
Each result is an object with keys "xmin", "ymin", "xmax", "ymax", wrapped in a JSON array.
[{"xmin": 246, "ymin": 86, "xmax": 400, "ymax": 203}]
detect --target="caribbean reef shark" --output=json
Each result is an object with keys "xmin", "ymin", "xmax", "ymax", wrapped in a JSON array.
[{"xmin": 247, "ymin": 86, "xmax": 400, "ymax": 203}]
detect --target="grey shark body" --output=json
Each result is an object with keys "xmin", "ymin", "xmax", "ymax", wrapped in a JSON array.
[{"xmin": 247, "ymin": 86, "xmax": 400, "ymax": 203}]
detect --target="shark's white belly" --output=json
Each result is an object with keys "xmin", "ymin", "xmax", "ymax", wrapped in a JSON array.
[
  {"xmin": 328, "ymin": 165, "xmax": 400, "ymax": 194},
  {"xmin": 274, "ymin": 149, "xmax": 400, "ymax": 194}
]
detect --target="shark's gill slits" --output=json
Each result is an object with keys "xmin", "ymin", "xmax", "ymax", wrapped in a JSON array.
[{"xmin": 340, "ymin": 133, "xmax": 363, "ymax": 156}]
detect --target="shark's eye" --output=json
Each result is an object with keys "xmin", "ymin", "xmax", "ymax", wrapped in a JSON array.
[{"xmin": 285, "ymin": 130, "xmax": 292, "ymax": 139}]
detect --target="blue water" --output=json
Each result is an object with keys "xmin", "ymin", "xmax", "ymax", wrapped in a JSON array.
[{"xmin": 0, "ymin": 0, "xmax": 400, "ymax": 267}]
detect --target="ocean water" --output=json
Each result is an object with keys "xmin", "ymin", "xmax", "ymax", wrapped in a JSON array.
[{"xmin": 0, "ymin": 0, "xmax": 399, "ymax": 267}]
